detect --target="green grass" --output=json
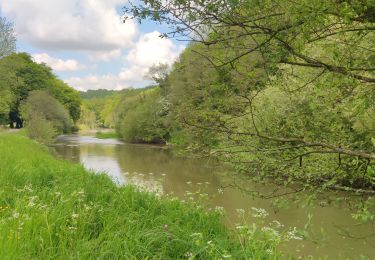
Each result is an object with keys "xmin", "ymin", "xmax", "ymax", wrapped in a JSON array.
[
  {"xmin": 95, "ymin": 131, "xmax": 119, "ymax": 139},
  {"xmin": 0, "ymin": 133, "xmax": 279, "ymax": 259}
]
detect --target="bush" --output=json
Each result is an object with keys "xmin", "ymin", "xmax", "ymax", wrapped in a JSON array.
[
  {"xmin": 24, "ymin": 113, "xmax": 57, "ymax": 143},
  {"xmin": 21, "ymin": 90, "xmax": 72, "ymax": 143},
  {"xmin": 117, "ymin": 88, "xmax": 169, "ymax": 144}
]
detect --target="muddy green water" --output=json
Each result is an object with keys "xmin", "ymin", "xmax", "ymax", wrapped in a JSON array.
[{"xmin": 53, "ymin": 135, "xmax": 375, "ymax": 259}]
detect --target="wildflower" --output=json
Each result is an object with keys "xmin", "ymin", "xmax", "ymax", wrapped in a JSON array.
[
  {"xmin": 207, "ymin": 240, "xmax": 213, "ymax": 245},
  {"xmin": 286, "ymin": 227, "xmax": 303, "ymax": 240},
  {"xmin": 251, "ymin": 207, "xmax": 269, "ymax": 219},
  {"xmin": 214, "ymin": 206, "xmax": 224, "ymax": 214},
  {"xmin": 261, "ymin": 226, "xmax": 280, "ymax": 238},
  {"xmin": 184, "ymin": 252, "xmax": 193, "ymax": 258},
  {"xmin": 235, "ymin": 225, "xmax": 246, "ymax": 230},
  {"xmin": 77, "ymin": 190, "xmax": 85, "ymax": 196},
  {"xmin": 217, "ymin": 188, "xmax": 224, "ymax": 194},
  {"xmin": 161, "ymin": 173, "xmax": 166, "ymax": 176},
  {"xmin": 197, "ymin": 182, "xmax": 202, "ymax": 185},
  {"xmin": 186, "ymin": 181, "xmax": 192, "ymax": 185},
  {"xmin": 271, "ymin": 220, "xmax": 284, "ymax": 229},
  {"xmin": 266, "ymin": 249, "xmax": 273, "ymax": 255},
  {"xmin": 236, "ymin": 208, "xmax": 245, "ymax": 215},
  {"xmin": 72, "ymin": 213, "xmax": 79, "ymax": 219},
  {"xmin": 54, "ymin": 192, "xmax": 61, "ymax": 196},
  {"xmin": 12, "ymin": 211, "xmax": 20, "ymax": 219}
]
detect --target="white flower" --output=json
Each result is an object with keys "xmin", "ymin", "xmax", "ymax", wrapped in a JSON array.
[
  {"xmin": 184, "ymin": 252, "xmax": 193, "ymax": 258},
  {"xmin": 217, "ymin": 188, "xmax": 224, "ymax": 194},
  {"xmin": 12, "ymin": 211, "xmax": 20, "ymax": 219},
  {"xmin": 251, "ymin": 207, "xmax": 269, "ymax": 218},
  {"xmin": 286, "ymin": 227, "xmax": 303, "ymax": 240},
  {"xmin": 236, "ymin": 208, "xmax": 245, "ymax": 215},
  {"xmin": 261, "ymin": 226, "xmax": 280, "ymax": 238},
  {"xmin": 235, "ymin": 225, "xmax": 246, "ymax": 230},
  {"xmin": 271, "ymin": 220, "xmax": 284, "ymax": 229},
  {"xmin": 214, "ymin": 206, "xmax": 225, "ymax": 214}
]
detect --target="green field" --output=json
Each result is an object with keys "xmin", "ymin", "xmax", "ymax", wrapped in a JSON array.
[{"xmin": 0, "ymin": 133, "xmax": 278, "ymax": 259}]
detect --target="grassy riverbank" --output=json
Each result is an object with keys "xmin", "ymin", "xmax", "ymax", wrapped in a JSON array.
[
  {"xmin": 95, "ymin": 130, "xmax": 119, "ymax": 139},
  {"xmin": 0, "ymin": 132, "xmax": 279, "ymax": 259}
]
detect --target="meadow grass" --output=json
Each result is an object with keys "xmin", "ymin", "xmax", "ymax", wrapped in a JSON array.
[{"xmin": 0, "ymin": 132, "xmax": 280, "ymax": 259}]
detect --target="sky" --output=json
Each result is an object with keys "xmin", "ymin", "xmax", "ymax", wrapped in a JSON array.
[{"xmin": 0, "ymin": 0, "xmax": 185, "ymax": 91}]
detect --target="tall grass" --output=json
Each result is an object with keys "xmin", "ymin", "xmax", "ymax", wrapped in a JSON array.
[{"xmin": 0, "ymin": 133, "xmax": 280, "ymax": 259}]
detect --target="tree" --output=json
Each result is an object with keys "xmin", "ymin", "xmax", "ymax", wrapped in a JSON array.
[
  {"xmin": 126, "ymin": 0, "xmax": 375, "ymax": 191},
  {"xmin": 0, "ymin": 17, "xmax": 16, "ymax": 59},
  {"xmin": 21, "ymin": 90, "xmax": 72, "ymax": 142},
  {"xmin": 0, "ymin": 53, "xmax": 81, "ymax": 127}
]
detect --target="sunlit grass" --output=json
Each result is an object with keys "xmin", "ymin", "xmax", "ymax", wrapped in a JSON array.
[
  {"xmin": 95, "ymin": 130, "xmax": 119, "ymax": 139},
  {"xmin": 0, "ymin": 132, "xmax": 280, "ymax": 259}
]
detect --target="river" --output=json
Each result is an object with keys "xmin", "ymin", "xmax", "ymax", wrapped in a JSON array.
[{"xmin": 52, "ymin": 135, "xmax": 375, "ymax": 259}]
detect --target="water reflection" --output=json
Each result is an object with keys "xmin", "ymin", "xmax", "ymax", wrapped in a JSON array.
[{"xmin": 52, "ymin": 135, "xmax": 375, "ymax": 258}]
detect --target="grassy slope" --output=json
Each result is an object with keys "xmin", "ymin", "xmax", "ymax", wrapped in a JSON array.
[
  {"xmin": 0, "ymin": 133, "xmax": 276, "ymax": 259},
  {"xmin": 95, "ymin": 131, "xmax": 119, "ymax": 139}
]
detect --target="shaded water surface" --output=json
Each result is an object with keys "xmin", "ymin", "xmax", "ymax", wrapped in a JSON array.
[{"xmin": 53, "ymin": 135, "xmax": 375, "ymax": 258}]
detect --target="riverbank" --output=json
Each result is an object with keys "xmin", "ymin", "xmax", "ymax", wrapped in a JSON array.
[{"xmin": 0, "ymin": 132, "xmax": 279, "ymax": 259}]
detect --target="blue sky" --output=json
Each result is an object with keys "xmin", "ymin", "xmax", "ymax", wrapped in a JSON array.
[{"xmin": 0, "ymin": 1, "xmax": 185, "ymax": 91}]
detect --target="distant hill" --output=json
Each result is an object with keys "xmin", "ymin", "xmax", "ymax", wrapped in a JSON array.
[
  {"xmin": 79, "ymin": 86, "xmax": 156, "ymax": 99},
  {"xmin": 79, "ymin": 89, "xmax": 120, "ymax": 99}
]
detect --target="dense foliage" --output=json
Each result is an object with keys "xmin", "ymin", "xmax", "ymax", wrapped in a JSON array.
[
  {"xmin": 0, "ymin": 53, "xmax": 81, "ymax": 128},
  {"xmin": 122, "ymin": 0, "xmax": 375, "ymax": 192},
  {"xmin": 0, "ymin": 17, "xmax": 16, "ymax": 59},
  {"xmin": 21, "ymin": 91, "xmax": 72, "ymax": 143}
]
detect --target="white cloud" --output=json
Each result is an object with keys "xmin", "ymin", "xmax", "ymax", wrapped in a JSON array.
[
  {"xmin": 125, "ymin": 31, "xmax": 185, "ymax": 67},
  {"xmin": 66, "ymin": 31, "xmax": 185, "ymax": 91},
  {"xmin": 65, "ymin": 74, "xmax": 129, "ymax": 91},
  {"xmin": 32, "ymin": 53, "xmax": 85, "ymax": 71},
  {"xmin": 119, "ymin": 31, "xmax": 185, "ymax": 83},
  {"xmin": 0, "ymin": 0, "xmax": 187, "ymax": 91},
  {"xmin": 88, "ymin": 49, "xmax": 122, "ymax": 62},
  {"xmin": 1, "ymin": 0, "xmax": 137, "ymax": 52}
]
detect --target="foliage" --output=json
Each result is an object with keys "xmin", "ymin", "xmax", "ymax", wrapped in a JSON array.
[
  {"xmin": 125, "ymin": 0, "xmax": 375, "ymax": 191},
  {"xmin": 0, "ymin": 132, "xmax": 280, "ymax": 259},
  {"xmin": 77, "ymin": 105, "xmax": 97, "ymax": 130},
  {"xmin": 21, "ymin": 91, "xmax": 72, "ymax": 143},
  {"xmin": 0, "ymin": 17, "xmax": 16, "ymax": 59},
  {"xmin": 79, "ymin": 89, "xmax": 118, "ymax": 99},
  {"xmin": 0, "ymin": 53, "xmax": 81, "ymax": 127},
  {"xmin": 117, "ymin": 87, "xmax": 170, "ymax": 144},
  {"xmin": 23, "ymin": 113, "xmax": 57, "ymax": 144}
]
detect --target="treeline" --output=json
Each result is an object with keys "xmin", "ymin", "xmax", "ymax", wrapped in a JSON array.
[
  {"xmin": 94, "ymin": 0, "xmax": 375, "ymax": 192},
  {"xmin": 0, "ymin": 52, "xmax": 81, "ymax": 142}
]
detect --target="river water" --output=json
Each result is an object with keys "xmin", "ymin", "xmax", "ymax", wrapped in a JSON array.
[{"xmin": 53, "ymin": 135, "xmax": 375, "ymax": 258}]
